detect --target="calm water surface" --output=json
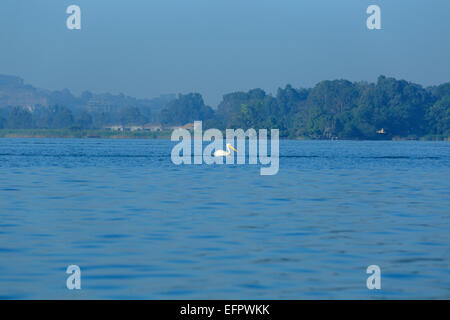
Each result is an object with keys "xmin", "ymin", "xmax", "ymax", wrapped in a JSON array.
[{"xmin": 0, "ymin": 139, "xmax": 449, "ymax": 299}]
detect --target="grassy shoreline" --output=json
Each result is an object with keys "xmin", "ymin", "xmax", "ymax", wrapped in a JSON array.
[
  {"xmin": 0, "ymin": 129, "xmax": 173, "ymax": 139},
  {"xmin": 0, "ymin": 129, "xmax": 448, "ymax": 141}
]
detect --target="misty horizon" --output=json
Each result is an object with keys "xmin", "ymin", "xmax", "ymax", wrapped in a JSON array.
[
  {"xmin": 1, "ymin": 72, "xmax": 447, "ymax": 110},
  {"xmin": 1, "ymin": 1, "xmax": 449, "ymax": 106}
]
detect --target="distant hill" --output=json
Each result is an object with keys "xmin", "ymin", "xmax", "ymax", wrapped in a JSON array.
[
  {"xmin": 0, "ymin": 74, "xmax": 176, "ymax": 116},
  {"xmin": 0, "ymin": 75, "xmax": 50, "ymax": 108}
]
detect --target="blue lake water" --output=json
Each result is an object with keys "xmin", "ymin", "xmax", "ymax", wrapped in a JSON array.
[{"xmin": 0, "ymin": 138, "xmax": 449, "ymax": 299}]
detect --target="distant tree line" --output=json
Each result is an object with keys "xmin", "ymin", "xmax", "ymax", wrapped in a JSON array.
[
  {"xmin": 208, "ymin": 76, "xmax": 450, "ymax": 139},
  {"xmin": 156, "ymin": 75, "xmax": 450, "ymax": 139},
  {"xmin": 0, "ymin": 105, "xmax": 151, "ymax": 130},
  {"xmin": 0, "ymin": 76, "xmax": 449, "ymax": 139}
]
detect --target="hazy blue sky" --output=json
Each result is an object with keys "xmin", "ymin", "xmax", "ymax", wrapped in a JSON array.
[{"xmin": 1, "ymin": 0, "xmax": 449, "ymax": 106}]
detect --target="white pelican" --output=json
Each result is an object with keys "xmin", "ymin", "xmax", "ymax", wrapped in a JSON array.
[{"xmin": 214, "ymin": 143, "xmax": 237, "ymax": 157}]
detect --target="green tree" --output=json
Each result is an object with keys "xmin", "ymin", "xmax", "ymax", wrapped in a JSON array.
[
  {"xmin": 160, "ymin": 93, "xmax": 214, "ymax": 125},
  {"xmin": 371, "ymin": 76, "xmax": 432, "ymax": 136},
  {"xmin": 36, "ymin": 105, "xmax": 74, "ymax": 129},
  {"xmin": 426, "ymin": 95, "xmax": 450, "ymax": 136},
  {"xmin": 75, "ymin": 111, "xmax": 94, "ymax": 129},
  {"xmin": 119, "ymin": 106, "xmax": 147, "ymax": 126},
  {"xmin": 7, "ymin": 107, "xmax": 33, "ymax": 129},
  {"xmin": 300, "ymin": 80, "xmax": 359, "ymax": 138}
]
